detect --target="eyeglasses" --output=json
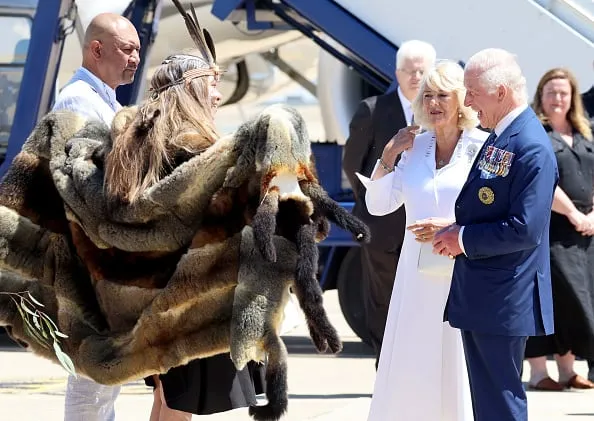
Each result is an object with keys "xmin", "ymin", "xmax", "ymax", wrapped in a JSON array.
[{"xmin": 398, "ymin": 68, "xmax": 424, "ymax": 77}]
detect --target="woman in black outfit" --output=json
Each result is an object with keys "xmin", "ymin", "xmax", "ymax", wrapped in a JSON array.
[{"xmin": 525, "ymin": 68, "xmax": 594, "ymax": 391}]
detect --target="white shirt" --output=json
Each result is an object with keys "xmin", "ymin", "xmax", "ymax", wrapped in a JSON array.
[
  {"xmin": 52, "ymin": 67, "xmax": 121, "ymax": 125},
  {"xmin": 397, "ymin": 86, "xmax": 413, "ymax": 126},
  {"xmin": 458, "ymin": 104, "xmax": 528, "ymax": 254},
  {"xmin": 493, "ymin": 105, "xmax": 528, "ymax": 137}
]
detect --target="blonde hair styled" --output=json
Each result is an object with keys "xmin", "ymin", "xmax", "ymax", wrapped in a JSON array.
[{"xmin": 411, "ymin": 60, "xmax": 479, "ymax": 131}]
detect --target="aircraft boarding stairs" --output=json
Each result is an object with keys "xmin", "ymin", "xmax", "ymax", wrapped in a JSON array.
[{"xmin": 212, "ymin": 0, "xmax": 594, "ymax": 96}]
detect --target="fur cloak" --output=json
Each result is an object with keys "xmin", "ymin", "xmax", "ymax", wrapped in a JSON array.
[{"xmin": 0, "ymin": 104, "xmax": 369, "ymax": 420}]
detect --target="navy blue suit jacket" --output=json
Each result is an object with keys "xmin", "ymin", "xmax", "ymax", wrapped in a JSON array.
[{"xmin": 445, "ymin": 107, "xmax": 558, "ymax": 337}]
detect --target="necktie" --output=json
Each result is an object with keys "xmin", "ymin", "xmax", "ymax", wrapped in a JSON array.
[
  {"xmin": 485, "ymin": 131, "xmax": 497, "ymax": 146},
  {"xmin": 472, "ymin": 131, "xmax": 497, "ymax": 170}
]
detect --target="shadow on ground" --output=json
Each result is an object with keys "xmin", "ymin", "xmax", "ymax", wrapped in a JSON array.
[
  {"xmin": 288, "ymin": 393, "xmax": 371, "ymax": 400},
  {"xmin": 283, "ymin": 335, "xmax": 374, "ymax": 358}
]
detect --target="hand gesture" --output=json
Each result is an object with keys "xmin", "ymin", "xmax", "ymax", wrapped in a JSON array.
[
  {"xmin": 407, "ymin": 217, "xmax": 454, "ymax": 243},
  {"xmin": 380, "ymin": 125, "xmax": 420, "ymax": 168}
]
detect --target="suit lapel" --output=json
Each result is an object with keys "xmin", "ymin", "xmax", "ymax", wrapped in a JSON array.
[
  {"xmin": 373, "ymin": 93, "xmax": 406, "ymax": 143},
  {"xmin": 373, "ymin": 93, "xmax": 408, "ymax": 169},
  {"xmin": 386, "ymin": 92, "xmax": 407, "ymax": 129},
  {"xmin": 457, "ymin": 108, "xmax": 535, "ymax": 200}
]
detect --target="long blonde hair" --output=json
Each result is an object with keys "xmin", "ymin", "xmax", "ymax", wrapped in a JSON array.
[
  {"xmin": 532, "ymin": 67, "xmax": 592, "ymax": 140},
  {"xmin": 105, "ymin": 53, "xmax": 219, "ymax": 204}
]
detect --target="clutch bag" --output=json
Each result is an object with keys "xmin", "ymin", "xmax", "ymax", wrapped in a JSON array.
[{"xmin": 417, "ymin": 242, "xmax": 455, "ymax": 277}]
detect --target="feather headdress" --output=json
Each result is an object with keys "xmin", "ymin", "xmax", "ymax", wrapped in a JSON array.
[
  {"xmin": 149, "ymin": 0, "xmax": 221, "ymax": 97},
  {"xmin": 171, "ymin": 0, "xmax": 217, "ymax": 65}
]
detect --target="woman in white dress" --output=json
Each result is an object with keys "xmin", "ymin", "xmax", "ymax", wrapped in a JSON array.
[{"xmin": 357, "ymin": 60, "xmax": 488, "ymax": 421}]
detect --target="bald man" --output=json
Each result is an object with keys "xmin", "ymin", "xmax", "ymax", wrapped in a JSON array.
[
  {"xmin": 53, "ymin": 12, "xmax": 140, "ymax": 124},
  {"xmin": 51, "ymin": 13, "xmax": 140, "ymax": 421}
]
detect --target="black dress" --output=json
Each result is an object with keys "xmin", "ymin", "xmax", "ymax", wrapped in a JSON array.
[
  {"xmin": 144, "ymin": 149, "xmax": 267, "ymax": 414},
  {"xmin": 147, "ymin": 356, "xmax": 266, "ymax": 414},
  {"xmin": 525, "ymin": 127, "xmax": 594, "ymax": 359}
]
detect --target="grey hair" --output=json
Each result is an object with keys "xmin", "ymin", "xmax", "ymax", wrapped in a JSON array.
[
  {"xmin": 466, "ymin": 48, "xmax": 528, "ymax": 103},
  {"xmin": 411, "ymin": 60, "xmax": 479, "ymax": 131},
  {"xmin": 395, "ymin": 40, "xmax": 437, "ymax": 69}
]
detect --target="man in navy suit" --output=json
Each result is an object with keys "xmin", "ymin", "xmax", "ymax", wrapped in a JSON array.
[{"xmin": 433, "ymin": 48, "xmax": 558, "ymax": 421}]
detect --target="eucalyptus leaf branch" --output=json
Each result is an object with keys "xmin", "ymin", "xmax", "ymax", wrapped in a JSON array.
[{"xmin": 0, "ymin": 291, "xmax": 76, "ymax": 376}]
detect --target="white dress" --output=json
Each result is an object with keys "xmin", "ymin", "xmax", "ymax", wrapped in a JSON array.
[{"xmin": 357, "ymin": 128, "xmax": 488, "ymax": 421}]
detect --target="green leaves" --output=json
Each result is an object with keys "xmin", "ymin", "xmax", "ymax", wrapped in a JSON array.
[
  {"xmin": 1, "ymin": 291, "xmax": 76, "ymax": 377},
  {"xmin": 53, "ymin": 340, "xmax": 76, "ymax": 377}
]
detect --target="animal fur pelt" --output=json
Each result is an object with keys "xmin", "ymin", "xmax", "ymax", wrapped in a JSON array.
[{"xmin": 0, "ymin": 104, "xmax": 369, "ymax": 420}]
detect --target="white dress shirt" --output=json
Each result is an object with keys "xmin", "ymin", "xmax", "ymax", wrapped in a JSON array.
[
  {"xmin": 458, "ymin": 104, "xmax": 528, "ymax": 254},
  {"xmin": 52, "ymin": 67, "xmax": 121, "ymax": 125},
  {"xmin": 397, "ymin": 86, "xmax": 413, "ymax": 126},
  {"xmin": 52, "ymin": 65, "xmax": 124, "ymax": 421}
]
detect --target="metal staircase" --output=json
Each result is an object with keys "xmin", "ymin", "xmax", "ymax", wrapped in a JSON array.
[
  {"xmin": 211, "ymin": 0, "xmax": 594, "ymax": 95},
  {"xmin": 212, "ymin": 0, "xmax": 398, "ymax": 92}
]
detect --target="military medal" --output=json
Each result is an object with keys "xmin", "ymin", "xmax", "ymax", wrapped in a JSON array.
[
  {"xmin": 478, "ymin": 186, "xmax": 495, "ymax": 205},
  {"xmin": 477, "ymin": 146, "xmax": 515, "ymax": 179}
]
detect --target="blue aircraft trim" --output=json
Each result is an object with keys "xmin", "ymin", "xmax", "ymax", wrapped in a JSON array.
[
  {"xmin": 117, "ymin": 0, "xmax": 160, "ymax": 106},
  {"xmin": 318, "ymin": 246, "xmax": 336, "ymax": 288},
  {"xmin": 245, "ymin": 0, "xmax": 274, "ymax": 30},
  {"xmin": 1, "ymin": 0, "xmax": 66, "ymax": 177},
  {"xmin": 211, "ymin": 0, "xmax": 244, "ymax": 20},
  {"xmin": 270, "ymin": 0, "xmax": 396, "ymax": 89},
  {"xmin": 211, "ymin": 0, "xmax": 397, "ymax": 91}
]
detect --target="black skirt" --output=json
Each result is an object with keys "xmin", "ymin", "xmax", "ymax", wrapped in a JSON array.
[
  {"xmin": 525, "ymin": 213, "xmax": 594, "ymax": 360},
  {"xmin": 146, "ymin": 354, "xmax": 266, "ymax": 415}
]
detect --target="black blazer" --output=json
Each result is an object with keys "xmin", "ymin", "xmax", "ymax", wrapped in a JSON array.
[
  {"xmin": 342, "ymin": 92, "xmax": 408, "ymax": 252},
  {"xmin": 582, "ymin": 86, "xmax": 594, "ymax": 122}
]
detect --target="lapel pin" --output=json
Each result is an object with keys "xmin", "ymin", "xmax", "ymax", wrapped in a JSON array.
[{"xmin": 478, "ymin": 186, "xmax": 495, "ymax": 205}]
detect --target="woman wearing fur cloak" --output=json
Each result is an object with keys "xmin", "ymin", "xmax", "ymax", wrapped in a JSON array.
[
  {"xmin": 103, "ymin": 51, "xmax": 265, "ymax": 420},
  {"xmin": 0, "ymin": 3, "xmax": 372, "ymax": 419}
]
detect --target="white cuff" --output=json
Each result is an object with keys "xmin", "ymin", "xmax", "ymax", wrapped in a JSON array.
[
  {"xmin": 458, "ymin": 226, "xmax": 467, "ymax": 256},
  {"xmin": 355, "ymin": 160, "xmax": 384, "ymax": 188}
]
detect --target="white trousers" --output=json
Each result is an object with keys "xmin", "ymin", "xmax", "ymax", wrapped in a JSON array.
[{"xmin": 64, "ymin": 375, "xmax": 121, "ymax": 421}]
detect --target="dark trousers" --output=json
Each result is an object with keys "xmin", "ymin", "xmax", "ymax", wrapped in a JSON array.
[
  {"xmin": 461, "ymin": 331, "xmax": 528, "ymax": 421},
  {"xmin": 361, "ymin": 245, "xmax": 398, "ymax": 368}
]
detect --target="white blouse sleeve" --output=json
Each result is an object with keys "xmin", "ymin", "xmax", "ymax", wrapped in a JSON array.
[{"xmin": 355, "ymin": 151, "xmax": 408, "ymax": 216}]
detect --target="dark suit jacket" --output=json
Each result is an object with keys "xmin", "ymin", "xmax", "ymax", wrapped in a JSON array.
[
  {"xmin": 582, "ymin": 86, "xmax": 594, "ymax": 122},
  {"xmin": 342, "ymin": 93, "xmax": 408, "ymax": 252},
  {"xmin": 445, "ymin": 108, "xmax": 558, "ymax": 336}
]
